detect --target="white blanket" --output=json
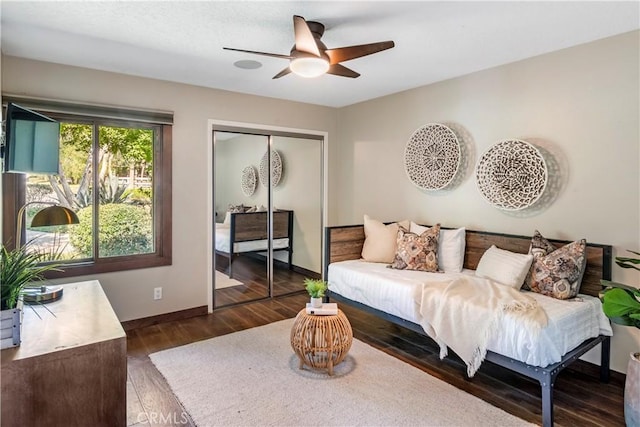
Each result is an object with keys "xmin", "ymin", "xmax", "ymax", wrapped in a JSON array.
[{"xmin": 418, "ymin": 276, "xmax": 548, "ymax": 377}]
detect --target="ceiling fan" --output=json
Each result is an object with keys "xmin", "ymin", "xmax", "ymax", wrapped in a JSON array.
[{"xmin": 223, "ymin": 15, "xmax": 395, "ymax": 79}]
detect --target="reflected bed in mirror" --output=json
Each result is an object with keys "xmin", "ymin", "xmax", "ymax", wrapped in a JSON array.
[{"xmin": 215, "ymin": 210, "xmax": 294, "ymax": 278}]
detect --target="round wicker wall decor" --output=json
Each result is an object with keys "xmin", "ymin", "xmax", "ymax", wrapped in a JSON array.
[
  {"xmin": 404, "ymin": 123, "xmax": 461, "ymax": 190},
  {"xmin": 259, "ymin": 150, "xmax": 283, "ymax": 188},
  {"xmin": 475, "ymin": 139, "xmax": 548, "ymax": 211},
  {"xmin": 241, "ymin": 165, "xmax": 257, "ymax": 196}
]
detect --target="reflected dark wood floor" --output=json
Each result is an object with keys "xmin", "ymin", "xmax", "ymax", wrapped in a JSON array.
[
  {"xmin": 127, "ymin": 294, "xmax": 625, "ymax": 427},
  {"xmin": 214, "ymin": 253, "xmax": 316, "ymax": 307}
]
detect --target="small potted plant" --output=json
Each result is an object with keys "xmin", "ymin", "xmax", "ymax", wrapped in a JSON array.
[
  {"xmin": 1, "ymin": 244, "xmax": 61, "ymax": 348},
  {"xmin": 304, "ymin": 278, "xmax": 328, "ymax": 308},
  {"xmin": 600, "ymin": 250, "xmax": 640, "ymax": 427}
]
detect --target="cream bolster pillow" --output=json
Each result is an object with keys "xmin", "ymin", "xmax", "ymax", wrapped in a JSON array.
[
  {"xmin": 475, "ymin": 245, "xmax": 534, "ymax": 289},
  {"xmin": 410, "ymin": 222, "xmax": 466, "ymax": 273},
  {"xmin": 361, "ymin": 215, "xmax": 409, "ymax": 263}
]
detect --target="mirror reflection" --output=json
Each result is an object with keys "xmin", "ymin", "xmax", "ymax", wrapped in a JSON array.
[
  {"xmin": 213, "ymin": 130, "xmax": 323, "ymax": 308},
  {"xmin": 214, "ymin": 132, "xmax": 269, "ymax": 306}
]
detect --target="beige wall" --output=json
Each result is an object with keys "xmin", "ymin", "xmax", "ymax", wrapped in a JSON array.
[
  {"xmin": 333, "ymin": 30, "xmax": 640, "ymax": 372},
  {"xmin": 215, "ymin": 134, "xmax": 268, "ymax": 217},
  {"xmin": 1, "ymin": 56, "xmax": 337, "ymax": 322}
]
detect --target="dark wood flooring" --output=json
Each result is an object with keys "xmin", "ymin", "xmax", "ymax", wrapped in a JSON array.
[
  {"xmin": 126, "ymin": 291, "xmax": 625, "ymax": 427},
  {"xmin": 214, "ymin": 253, "xmax": 318, "ymax": 307}
]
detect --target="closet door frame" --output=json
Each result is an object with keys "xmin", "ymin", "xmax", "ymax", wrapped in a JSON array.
[{"xmin": 207, "ymin": 120, "xmax": 328, "ymax": 312}]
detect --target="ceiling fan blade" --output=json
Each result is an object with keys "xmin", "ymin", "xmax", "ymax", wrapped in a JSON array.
[
  {"xmin": 293, "ymin": 15, "xmax": 321, "ymax": 56},
  {"xmin": 223, "ymin": 47, "xmax": 291, "ymax": 60},
  {"xmin": 325, "ymin": 41, "xmax": 395, "ymax": 64},
  {"xmin": 272, "ymin": 67, "xmax": 291, "ymax": 79},
  {"xmin": 327, "ymin": 64, "xmax": 360, "ymax": 78}
]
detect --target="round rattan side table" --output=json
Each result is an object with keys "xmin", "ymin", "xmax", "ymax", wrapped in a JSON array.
[{"xmin": 290, "ymin": 308, "xmax": 353, "ymax": 375}]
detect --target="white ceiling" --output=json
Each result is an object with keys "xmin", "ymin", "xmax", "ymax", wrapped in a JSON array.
[{"xmin": 1, "ymin": 1, "xmax": 638, "ymax": 108}]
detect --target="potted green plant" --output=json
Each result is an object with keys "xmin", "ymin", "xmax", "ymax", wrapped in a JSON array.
[
  {"xmin": 304, "ymin": 278, "xmax": 328, "ymax": 308},
  {"xmin": 1, "ymin": 244, "xmax": 61, "ymax": 349},
  {"xmin": 600, "ymin": 250, "xmax": 640, "ymax": 427}
]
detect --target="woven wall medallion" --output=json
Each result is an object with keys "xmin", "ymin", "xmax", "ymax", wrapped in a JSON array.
[
  {"xmin": 241, "ymin": 165, "xmax": 257, "ymax": 196},
  {"xmin": 404, "ymin": 123, "xmax": 461, "ymax": 190},
  {"xmin": 259, "ymin": 150, "xmax": 283, "ymax": 188},
  {"xmin": 475, "ymin": 139, "xmax": 548, "ymax": 211}
]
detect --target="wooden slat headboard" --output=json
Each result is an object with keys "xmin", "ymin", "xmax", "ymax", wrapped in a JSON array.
[
  {"xmin": 324, "ymin": 224, "xmax": 612, "ymax": 298},
  {"xmin": 231, "ymin": 210, "xmax": 293, "ymax": 242}
]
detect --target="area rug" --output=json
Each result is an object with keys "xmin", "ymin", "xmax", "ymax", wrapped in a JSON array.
[
  {"xmin": 150, "ymin": 319, "xmax": 533, "ymax": 427},
  {"xmin": 214, "ymin": 270, "xmax": 243, "ymax": 289}
]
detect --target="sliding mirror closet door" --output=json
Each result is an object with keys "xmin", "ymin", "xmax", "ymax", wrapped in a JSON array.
[
  {"xmin": 213, "ymin": 132, "xmax": 269, "ymax": 307},
  {"xmin": 271, "ymin": 136, "xmax": 324, "ymax": 296}
]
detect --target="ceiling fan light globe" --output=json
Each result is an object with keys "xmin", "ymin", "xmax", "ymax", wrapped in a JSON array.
[{"xmin": 290, "ymin": 57, "xmax": 329, "ymax": 78}]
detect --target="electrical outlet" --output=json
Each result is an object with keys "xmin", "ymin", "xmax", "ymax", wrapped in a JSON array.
[{"xmin": 153, "ymin": 287, "xmax": 162, "ymax": 300}]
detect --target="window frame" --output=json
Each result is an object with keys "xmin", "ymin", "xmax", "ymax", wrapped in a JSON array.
[{"xmin": 2, "ymin": 112, "xmax": 172, "ymax": 277}]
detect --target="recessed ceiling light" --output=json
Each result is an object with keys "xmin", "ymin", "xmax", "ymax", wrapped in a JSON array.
[{"xmin": 234, "ymin": 60, "xmax": 262, "ymax": 70}]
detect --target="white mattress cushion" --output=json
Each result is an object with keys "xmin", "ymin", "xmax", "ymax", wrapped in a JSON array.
[
  {"xmin": 328, "ymin": 260, "xmax": 473, "ymax": 326},
  {"xmin": 328, "ymin": 259, "xmax": 612, "ymax": 367}
]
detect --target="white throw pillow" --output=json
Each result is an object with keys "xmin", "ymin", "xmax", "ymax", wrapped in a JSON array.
[
  {"xmin": 475, "ymin": 245, "xmax": 533, "ymax": 289},
  {"xmin": 362, "ymin": 215, "xmax": 408, "ymax": 263},
  {"xmin": 223, "ymin": 211, "xmax": 231, "ymax": 225},
  {"xmin": 410, "ymin": 222, "xmax": 466, "ymax": 273}
]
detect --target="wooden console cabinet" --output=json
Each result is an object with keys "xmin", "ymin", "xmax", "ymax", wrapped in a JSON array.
[{"xmin": 1, "ymin": 281, "xmax": 126, "ymax": 427}]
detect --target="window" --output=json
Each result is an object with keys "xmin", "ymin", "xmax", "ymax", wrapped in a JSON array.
[{"xmin": 2, "ymin": 101, "xmax": 172, "ymax": 277}]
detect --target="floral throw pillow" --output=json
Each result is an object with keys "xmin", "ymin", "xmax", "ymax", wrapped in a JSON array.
[
  {"xmin": 525, "ymin": 230, "xmax": 587, "ymax": 299},
  {"xmin": 388, "ymin": 224, "xmax": 440, "ymax": 272}
]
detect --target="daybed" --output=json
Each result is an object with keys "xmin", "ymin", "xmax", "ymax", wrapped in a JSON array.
[
  {"xmin": 324, "ymin": 222, "xmax": 612, "ymax": 427},
  {"xmin": 215, "ymin": 209, "xmax": 293, "ymax": 278}
]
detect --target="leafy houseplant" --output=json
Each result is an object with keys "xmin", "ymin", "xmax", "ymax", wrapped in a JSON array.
[
  {"xmin": 304, "ymin": 278, "xmax": 327, "ymax": 298},
  {"xmin": 1, "ymin": 243, "xmax": 62, "ymax": 349},
  {"xmin": 601, "ymin": 250, "xmax": 640, "ymax": 328},
  {"xmin": 1, "ymin": 244, "xmax": 61, "ymax": 310},
  {"xmin": 600, "ymin": 250, "xmax": 640, "ymax": 427},
  {"xmin": 304, "ymin": 278, "xmax": 328, "ymax": 308}
]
